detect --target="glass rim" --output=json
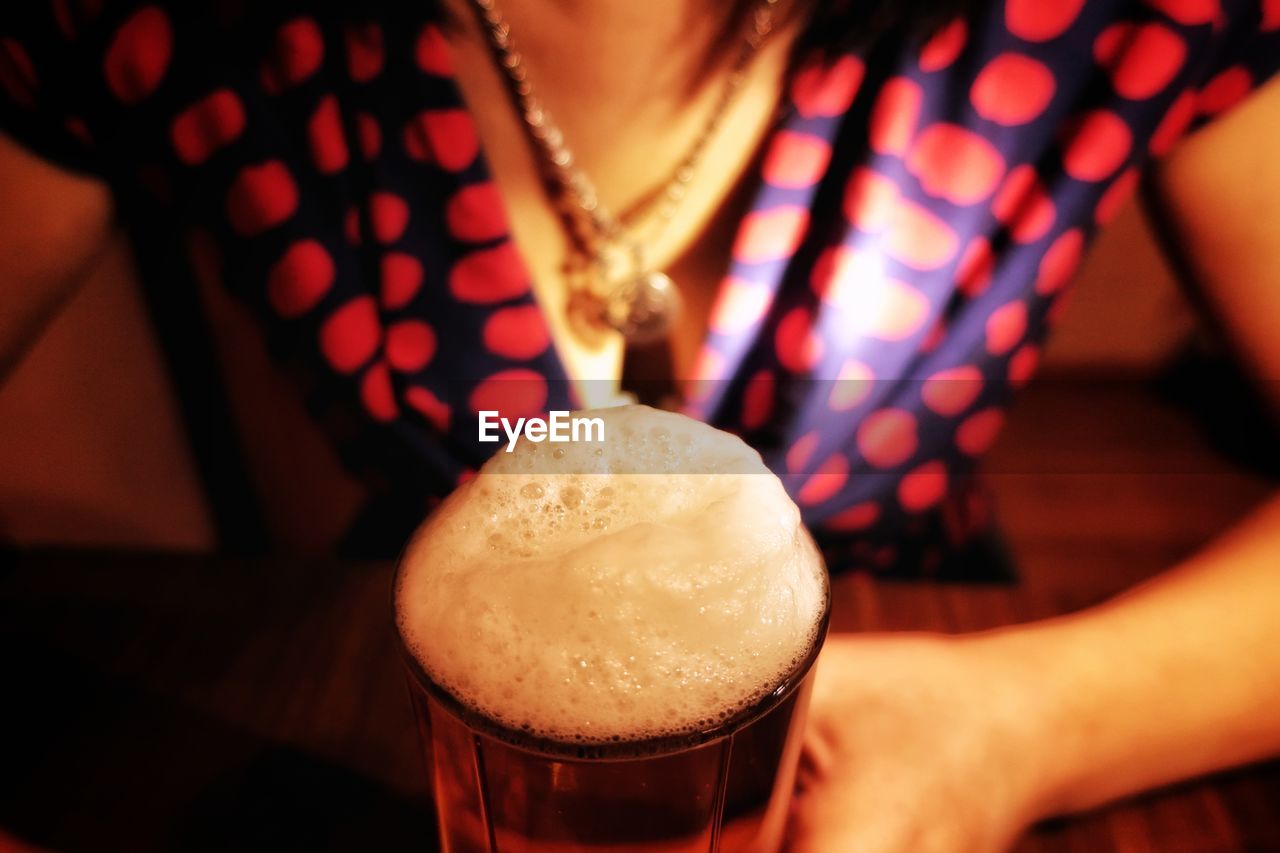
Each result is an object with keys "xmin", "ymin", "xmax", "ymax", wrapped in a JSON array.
[{"xmin": 390, "ymin": 530, "xmax": 832, "ymax": 762}]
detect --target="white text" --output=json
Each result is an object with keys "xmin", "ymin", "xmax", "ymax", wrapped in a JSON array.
[{"xmin": 478, "ymin": 411, "xmax": 606, "ymax": 453}]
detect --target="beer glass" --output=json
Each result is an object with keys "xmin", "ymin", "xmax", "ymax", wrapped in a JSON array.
[{"xmin": 394, "ymin": 552, "xmax": 830, "ymax": 853}]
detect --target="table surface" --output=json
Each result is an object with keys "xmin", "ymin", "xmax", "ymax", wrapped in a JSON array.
[{"xmin": 2, "ymin": 550, "xmax": 1277, "ymax": 853}]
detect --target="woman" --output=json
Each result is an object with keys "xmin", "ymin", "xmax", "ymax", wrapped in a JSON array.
[{"xmin": 1, "ymin": 0, "xmax": 1279, "ymax": 848}]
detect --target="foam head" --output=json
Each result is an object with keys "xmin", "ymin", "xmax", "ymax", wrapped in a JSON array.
[{"xmin": 395, "ymin": 405, "xmax": 827, "ymax": 747}]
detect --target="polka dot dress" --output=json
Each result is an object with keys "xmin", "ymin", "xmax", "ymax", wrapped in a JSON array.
[{"xmin": 1, "ymin": 1, "xmax": 1277, "ymax": 577}]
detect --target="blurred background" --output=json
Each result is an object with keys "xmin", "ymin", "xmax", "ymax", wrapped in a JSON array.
[{"xmin": 1, "ymin": 192, "xmax": 1276, "ymax": 602}]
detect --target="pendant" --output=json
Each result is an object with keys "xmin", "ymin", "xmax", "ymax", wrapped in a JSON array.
[
  {"xmin": 601, "ymin": 270, "xmax": 681, "ymax": 345},
  {"xmin": 564, "ymin": 244, "xmax": 682, "ymax": 346}
]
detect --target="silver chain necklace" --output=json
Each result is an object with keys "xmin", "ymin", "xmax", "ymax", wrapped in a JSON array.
[{"xmin": 468, "ymin": 0, "xmax": 780, "ymax": 345}]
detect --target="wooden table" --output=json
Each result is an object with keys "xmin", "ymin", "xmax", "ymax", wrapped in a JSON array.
[{"xmin": 2, "ymin": 551, "xmax": 1277, "ymax": 852}]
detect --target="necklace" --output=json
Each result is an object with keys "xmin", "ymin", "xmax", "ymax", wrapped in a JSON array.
[{"xmin": 468, "ymin": 0, "xmax": 780, "ymax": 345}]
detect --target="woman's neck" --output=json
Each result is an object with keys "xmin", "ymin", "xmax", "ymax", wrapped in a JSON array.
[
  {"xmin": 438, "ymin": 0, "xmax": 808, "ymax": 399},
  {"xmin": 441, "ymin": 0, "xmax": 750, "ymax": 125}
]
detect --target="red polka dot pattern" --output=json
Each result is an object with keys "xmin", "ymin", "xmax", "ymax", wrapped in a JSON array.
[
  {"xmin": 955, "ymin": 408, "xmax": 1006, "ymax": 456},
  {"xmin": 829, "ymin": 360, "xmax": 874, "ymax": 411},
  {"xmin": 1143, "ymin": 0, "xmax": 1220, "ymax": 25},
  {"xmin": 261, "ymin": 18, "xmax": 324, "ymax": 94},
  {"xmin": 922, "ymin": 365, "xmax": 983, "ymax": 416},
  {"xmin": 907, "ymin": 123, "xmax": 1006, "ymax": 205},
  {"xmin": 370, "ymin": 192, "xmax": 410, "ymax": 244},
  {"xmin": 797, "ymin": 453, "xmax": 850, "ymax": 506},
  {"xmin": 1198, "ymin": 66, "xmax": 1252, "ymax": 115},
  {"xmin": 380, "ymin": 252, "xmax": 424, "ymax": 309},
  {"xmin": 319, "ymin": 295, "xmax": 381, "ymax": 374},
  {"xmin": 404, "ymin": 109, "xmax": 479, "ymax": 172},
  {"xmin": 267, "ymin": 239, "xmax": 334, "ymax": 317},
  {"xmin": 869, "ymin": 77, "xmax": 922, "ymax": 156},
  {"xmin": 226, "ymin": 161, "xmax": 299, "ymax": 236},
  {"xmin": 844, "ymin": 170, "xmax": 959, "ymax": 267},
  {"xmin": 1006, "ymin": 0, "xmax": 1086, "ymax": 42},
  {"xmin": 763, "ymin": 131, "xmax": 833, "ymax": 188},
  {"xmin": 741, "ymin": 370, "xmax": 776, "ymax": 429},
  {"xmin": 345, "ymin": 22, "xmax": 384, "ymax": 83},
  {"xmin": 816, "ymin": 248, "xmax": 931, "ymax": 341},
  {"xmin": 449, "ymin": 242, "xmax": 530, "ymax": 303},
  {"xmin": 1046, "ymin": 287, "xmax": 1074, "ymax": 326},
  {"xmin": 1264, "ymin": 0, "xmax": 1280, "ymax": 30},
  {"xmin": 790, "ymin": 54, "xmax": 865, "ymax": 118},
  {"xmin": 104, "ymin": 7, "xmax": 172, "ymax": 104},
  {"xmin": 343, "ymin": 206, "xmax": 361, "ymax": 245},
  {"xmin": 416, "ymin": 24, "xmax": 453, "ymax": 76},
  {"xmin": 51, "ymin": 0, "xmax": 77, "ymax": 40},
  {"xmin": 1149, "ymin": 90, "xmax": 1197, "ymax": 156},
  {"xmin": 361, "ymin": 362, "xmax": 398, "ymax": 422},
  {"xmin": 1008, "ymin": 343, "xmax": 1041, "ymax": 388},
  {"xmin": 691, "ymin": 347, "xmax": 727, "ymax": 384},
  {"xmin": 1094, "ymin": 23, "xmax": 1187, "ymax": 100},
  {"xmin": 826, "ymin": 501, "xmax": 881, "ymax": 532},
  {"xmin": 920, "ymin": 318, "xmax": 947, "ymax": 353},
  {"xmin": 732, "ymin": 206, "xmax": 810, "ymax": 263},
  {"xmin": 171, "ymin": 89, "xmax": 245, "ymax": 165},
  {"xmin": 356, "ymin": 113, "xmax": 381, "ymax": 160},
  {"xmin": 482, "ymin": 305, "xmax": 550, "ymax": 360},
  {"xmin": 886, "ymin": 198, "xmax": 961, "ymax": 270},
  {"xmin": 1062, "ymin": 110, "xmax": 1132, "ymax": 181},
  {"xmin": 898, "ymin": 461, "xmax": 948, "ymax": 512},
  {"xmin": 843, "ymin": 167, "xmax": 900, "ymax": 231},
  {"xmin": 1036, "ymin": 229, "xmax": 1084, "ymax": 295},
  {"xmin": 386, "ymin": 320, "xmax": 437, "ymax": 372},
  {"xmin": 469, "ymin": 369, "xmax": 548, "ymax": 421},
  {"xmin": 1095, "ymin": 169, "xmax": 1139, "ymax": 225},
  {"xmin": 956, "ymin": 238, "xmax": 995, "ymax": 297},
  {"xmin": 775, "ymin": 306, "xmax": 824, "ymax": 372},
  {"xmin": 985, "ymin": 301, "xmax": 1027, "ymax": 355},
  {"xmin": 446, "ymin": 183, "xmax": 509, "ymax": 243},
  {"xmin": 919, "ymin": 18, "xmax": 968, "ymax": 72},
  {"xmin": 857, "ymin": 409, "xmax": 918, "ymax": 468},
  {"xmin": 6, "ymin": 0, "xmax": 1275, "ymax": 578},
  {"xmin": 971, "ymin": 53, "xmax": 1057, "ymax": 125},
  {"xmin": 307, "ymin": 95, "xmax": 349, "ymax": 175},
  {"xmin": 787, "ymin": 431, "xmax": 820, "ymax": 473},
  {"xmin": 708, "ymin": 278, "xmax": 772, "ymax": 335},
  {"xmin": 406, "ymin": 385, "xmax": 451, "ymax": 433},
  {"xmin": 992, "ymin": 166, "xmax": 1056, "ymax": 244}
]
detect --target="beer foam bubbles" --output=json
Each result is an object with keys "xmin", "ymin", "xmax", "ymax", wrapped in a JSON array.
[{"xmin": 396, "ymin": 405, "xmax": 827, "ymax": 747}]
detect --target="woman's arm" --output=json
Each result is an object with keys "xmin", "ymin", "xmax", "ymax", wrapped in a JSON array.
[
  {"xmin": 788, "ymin": 77, "xmax": 1280, "ymax": 852},
  {"xmin": 788, "ymin": 489, "xmax": 1280, "ymax": 852},
  {"xmin": 1143, "ymin": 73, "xmax": 1280, "ymax": 422},
  {"xmin": 0, "ymin": 132, "xmax": 115, "ymax": 382},
  {"xmin": 984, "ymin": 492, "xmax": 1280, "ymax": 819},
  {"xmin": 1012, "ymin": 71, "xmax": 1280, "ymax": 817}
]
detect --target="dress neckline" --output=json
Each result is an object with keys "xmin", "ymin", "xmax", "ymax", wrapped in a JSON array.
[{"xmin": 424, "ymin": 15, "xmax": 835, "ymax": 421}]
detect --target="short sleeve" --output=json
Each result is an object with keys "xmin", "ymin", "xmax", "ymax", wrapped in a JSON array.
[
  {"xmin": 1191, "ymin": 0, "xmax": 1280, "ymax": 123},
  {"xmin": 0, "ymin": 5, "xmax": 103, "ymax": 176}
]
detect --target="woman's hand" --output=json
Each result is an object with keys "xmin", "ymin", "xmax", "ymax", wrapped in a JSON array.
[{"xmin": 785, "ymin": 633, "xmax": 1049, "ymax": 853}]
